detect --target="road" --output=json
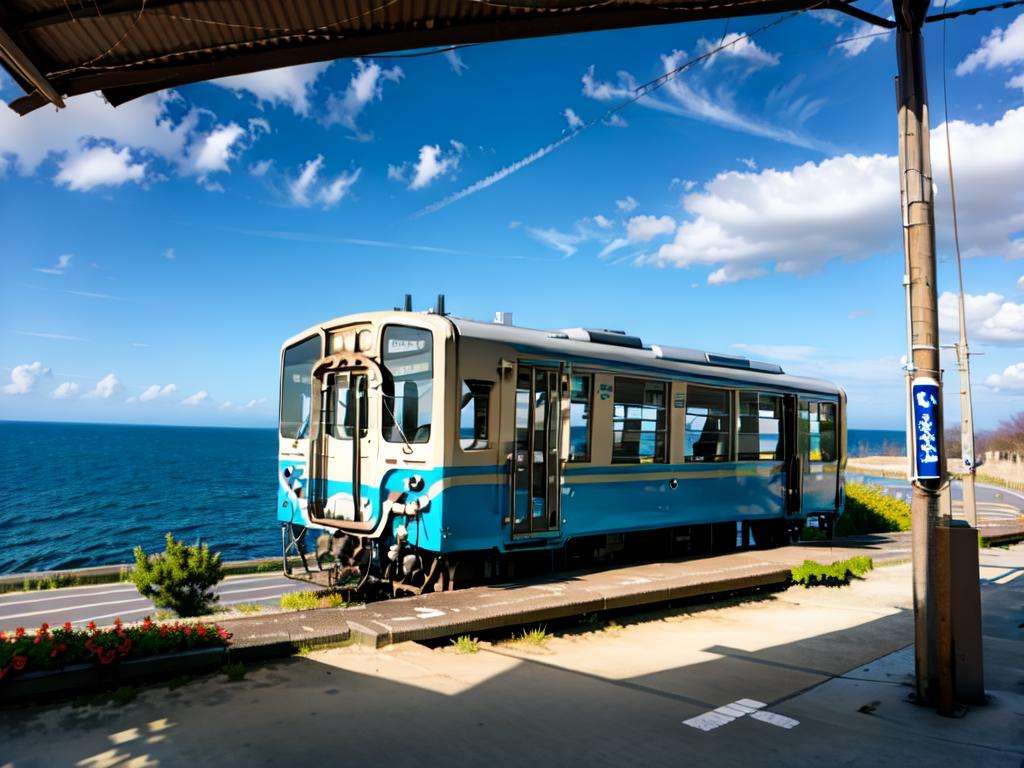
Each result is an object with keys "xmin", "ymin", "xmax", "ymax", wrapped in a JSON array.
[
  {"xmin": 848, "ymin": 473, "xmax": 1024, "ymax": 525},
  {"xmin": 0, "ymin": 573, "xmax": 310, "ymax": 633}
]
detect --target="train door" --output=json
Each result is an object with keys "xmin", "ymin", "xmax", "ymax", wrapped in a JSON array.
[
  {"xmin": 783, "ymin": 394, "xmax": 802, "ymax": 514},
  {"xmin": 510, "ymin": 365, "xmax": 561, "ymax": 537},
  {"xmin": 798, "ymin": 398, "xmax": 839, "ymax": 516},
  {"xmin": 318, "ymin": 371, "xmax": 372, "ymax": 522}
]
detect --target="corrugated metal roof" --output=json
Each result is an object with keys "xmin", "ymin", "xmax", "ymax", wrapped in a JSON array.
[{"xmin": 1, "ymin": 0, "xmax": 822, "ymax": 114}]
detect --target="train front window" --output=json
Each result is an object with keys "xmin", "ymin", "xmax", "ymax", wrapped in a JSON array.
[
  {"xmin": 382, "ymin": 326, "xmax": 433, "ymax": 444},
  {"xmin": 280, "ymin": 336, "xmax": 320, "ymax": 439}
]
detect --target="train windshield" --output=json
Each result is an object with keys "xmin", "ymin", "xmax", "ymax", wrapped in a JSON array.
[
  {"xmin": 280, "ymin": 336, "xmax": 320, "ymax": 439},
  {"xmin": 381, "ymin": 325, "xmax": 433, "ymax": 444}
]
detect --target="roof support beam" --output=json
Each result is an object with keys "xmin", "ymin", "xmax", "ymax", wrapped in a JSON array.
[
  {"xmin": 0, "ymin": 23, "xmax": 64, "ymax": 108},
  {"xmin": 823, "ymin": 1, "xmax": 896, "ymax": 27}
]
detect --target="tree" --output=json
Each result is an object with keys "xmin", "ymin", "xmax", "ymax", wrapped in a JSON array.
[
  {"xmin": 131, "ymin": 533, "xmax": 224, "ymax": 617},
  {"xmin": 987, "ymin": 412, "xmax": 1024, "ymax": 454}
]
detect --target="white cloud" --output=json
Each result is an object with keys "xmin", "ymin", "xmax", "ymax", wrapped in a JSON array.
[
  {"xmin": 626, "ymin": 214, "xmax": 676, "ymax": 242},
  {"xmin": 324, "ymin": 59, "xmax": 404, "ymax": 139},
  {"xmin": 184, "ymin": 123, "xmax": 246, "ymax": 178},
  {"xmin": 527, "ymin": 227, "xmax": 583, "ymax": 257},
  {"xmin": 181, "ymin": 390, "xmax": 210, "ymax": 406},
  {"xmin": 3, "ymin": 362, "xmax": 50, "ymax": 395},
  {"xmin": 616, "ymin": 196, "xmax": 638, "ymax": 212},
  {"xmin": 288, "ymin": 155, "xmax": 361, "ymax": 208},
  {"xmin": 35, "ymin": 254, "xmax": 72, "ymax": 275},
  {"xmin": 564, "ymin": 108, "xmax": 584, "ymax": 129},
  {"xmin": 219, "ymin": 400, "xmax": 234, "ymax": 410},
  {"xmin": 139, "ymin": 383, "xmax": 177, "ymax": 402},
  {"xmin": 388, "ymin": 141, "xmax": 465, "ymax": 190},
  {"xmin": 212, "ymin": 62, "xmax": 331, "ymax": 116},
  {"xmin": 55, "ymin": 145, "xmax": 146, "ymax": 191},
  {"xmin": 84, "ymin": 373, "xmax": 122, "ymax": 399},
  {"xmin": 244, "ymin": 398, "xmax": 268, "ymax": 408},
  {"xmin": 592, "ymin": 214, "xmax": 613, "ymax": 229},
  {"xmin": 603, "ymin": 113, "xmax": 628, "ymax": 128},
  {"xmin": 648, "ymin": 106, "xmax": 1024, "ymax": 283},
  {"xmin": 1009, "ymin": 72, "xmax": 1024, "ymax": 91},
  {"xmin": 16, "ymin": 330, "xmax": 86, "ymax": 341},
  {"xmin": 939, "ymin": 291, "xmax": 1024, "ymax": 344},
  {"xmin": 1019, "ymin": 275, "xmax": 1024, "ymax": 289},
  {"xmin": 51, "ymin": 382, "xmax": 80, "ymax": 399},
  {"xmin": 445, "ymin": 49, "xmax": 468, "ymax": 76},
  {"xmin": 985, "ymin": 362, "xmax": 1024, "ymax": 391},
  {"xmin": 249, "ymin": 159, "xmax": 273, "ymax": 177},
  {"xmin": 696, "ymin": 33, "xmax": 780, "ymax": 70},
  {"xmin": 582, "ymin": 52, "xmax": 829, "ymax": 152},
  {"xmin": 163, "ymin": 247, "xmax": 175, "ymax": 260},
  {"xmin": 599, "ymin": 238, "xmax": 629, "ymax": 259},
  {"xmin": 738, "ymin": 157, "xmax": 757, "ymax": 170},
  {"xmin": 956, "ymin": 14, "xmax": 1024, "ymax": 75},
  {"xmin": 835, "ymin": 21, "xmax": 893, "ymax": 58}
]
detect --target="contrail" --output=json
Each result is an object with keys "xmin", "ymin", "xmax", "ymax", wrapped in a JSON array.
[{"xmin": 414, "ymin": 131, "xmax": 581, "ymax": 217}]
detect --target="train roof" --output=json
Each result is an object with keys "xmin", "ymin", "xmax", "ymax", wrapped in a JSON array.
[{"xmin": 449, "ymin": 316, "xmax": 842, "ymax": 397}]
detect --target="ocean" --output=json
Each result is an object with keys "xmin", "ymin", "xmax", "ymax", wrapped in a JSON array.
[{"xmin": 0, "ymin": 421, "xmax": 906, "ymax": 575}]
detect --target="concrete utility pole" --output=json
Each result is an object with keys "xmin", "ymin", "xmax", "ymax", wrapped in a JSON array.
[
  {"xmin": 893, "ymin": 0, "xmax": 955, "ymax": 714},
  {"xmin": 952, "ymin": 250, "xmax": 979, "ymax": 527}
]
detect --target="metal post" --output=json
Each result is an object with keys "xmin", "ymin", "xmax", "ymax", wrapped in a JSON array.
[{"xmin": 893, "ymin": 0, "xmax": 955, "ymax": 714}]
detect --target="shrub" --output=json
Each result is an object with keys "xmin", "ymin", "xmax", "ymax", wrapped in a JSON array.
[
  {"xmin": 280, "ymin": 591, "xmax": 346, "ymax": 611},
  {"xmin": 0, "ymin": 617, "xmax": 231, "ymax": 682},
  {"xmin": 515, "ymin": 626, "xmax": 549, "ymax": 647},
  {"xmin": 791, "ymin": 556, "xmax": 874, "ymax": 587},
  {"xmin": 836, "ymin": 483, "xmax": 912, "ymax": 537},
  {"xmin": 131, "ymin": 533, "xmax": 224, "ymax": 617},
  {"xmin": 222, "ymin": 662, "xmax": 247, "ymax": 682}
]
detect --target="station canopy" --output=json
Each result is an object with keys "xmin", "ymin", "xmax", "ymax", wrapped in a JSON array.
[{"xmin": 0, "ymin": 0, "xmax": 896, "ymax": 116}]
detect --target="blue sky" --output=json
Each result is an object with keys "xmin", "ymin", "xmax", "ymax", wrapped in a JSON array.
[{"xmin": 1, "ymin": 6, "xmax": 1022, "ymax": 431}]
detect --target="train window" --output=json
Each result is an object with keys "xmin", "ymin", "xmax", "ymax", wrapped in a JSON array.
[
  {"xmin": 819, "ymin": 402, "xmax": 837, "ymax": 462},
  {"xmin": 738, "ymin": 393, "xmax": 783, "ymax": 460},
  {"xmin": 569, "ymin": 374, "xmax": 592, "ymax": 462},
  {"xmin": 808, "ymin": 401, "xmax": 822, "ymax": 460},
  {"xmin": 381, "ymin": 326, "xmax": 433, "ymax": 444},
  {"xmin": 459, "ymin": 380, "xmax": 492, "ymax": 450},
  {"xmin": 612, "ymin": 377, "xmax": 667, "ymax": 464},
  {"xmin": 685, "ymin": 386, "xmax": 732, "ymax": 463},
  {"xmin": 329, "ymin": 373, "xmax": 368, "ymax": 439},
  {"xmin": 280, "ymin": 335, "xmax": 320, "ymax": 439}
]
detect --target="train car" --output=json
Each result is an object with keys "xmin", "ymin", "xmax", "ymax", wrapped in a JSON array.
[{"xmin": 277, "ymin": 302, "xmax": 846, "ymax": 594}]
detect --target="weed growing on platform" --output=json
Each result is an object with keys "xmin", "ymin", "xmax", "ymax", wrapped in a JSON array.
[
  {"xmin": 837, "ymin": 484, "xmax": 911, "ymax": 536},
  {"xmin": 223, "ymin": 662, "xmax": 246, "ymax": 682},
  {"xmin": 280, "ymin": 591, "xmax": 346, "ymax": 611},
  {"xmin": 451, "ymin": 635, "xmax": 480, "ymax": 654},
  {"xmin": 234, "ymin": 603, "xmax": 263, "ymax": 614},
  {"xmin": 791, "ymin": 556, "xmax": 874, "ymax": 587},
  {"xmin": 515, "ymin": 626, "xmax": 549, "ymax": 647},
  {"xmin": 131, "ymin": 533, "xmax": 224, "ymax": 617}
]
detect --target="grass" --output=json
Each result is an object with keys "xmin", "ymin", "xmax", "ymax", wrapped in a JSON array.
[
  {"xmin": 222, "ymin": 662, "xmax": 247, "ymax": 682},
  {"xmin": 280, "ymin": 590, "xmax": 347, "ymax": 611},
  {"xmin": 514, "ymin": 626, "xmax": 549, "ymax": 647},
  {"xmin": 837, "ymin": 483, "xmax": 912, "ymax": 537},
  {"xmin": 233, "ymin": 602, "xmax": 263, "ymax": 614},
  {"xmin": 450, "ymin": 635, "xmax": 480, "ymax": 654},
  {"xmin": 791, "ymin": 556, "xmax": 874, "ymax": 588}
]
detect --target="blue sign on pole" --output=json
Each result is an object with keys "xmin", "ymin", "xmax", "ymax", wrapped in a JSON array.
[{"xmin": 911, "ymin": 376, "xmax": 941, "ymax": 480}]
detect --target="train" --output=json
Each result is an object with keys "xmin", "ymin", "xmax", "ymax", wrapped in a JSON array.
[{"xmin": 277, "ymin": 299, "xmax": 846, "ymax": 594}]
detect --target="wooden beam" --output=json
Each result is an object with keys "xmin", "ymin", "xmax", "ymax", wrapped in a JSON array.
[{"xmin": 0, "ymin": 23, "xmax": 64, "ymax": 108}]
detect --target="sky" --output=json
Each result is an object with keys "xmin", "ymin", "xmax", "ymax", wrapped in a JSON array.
[{"xmin": 1, "ymin": 4, "xmax": 1022, "ymax": 431}]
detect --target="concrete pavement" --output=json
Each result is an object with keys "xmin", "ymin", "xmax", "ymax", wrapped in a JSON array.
[{"xmin": 2, "ymin": 545, "xmax": 1019, "ymax": 767}]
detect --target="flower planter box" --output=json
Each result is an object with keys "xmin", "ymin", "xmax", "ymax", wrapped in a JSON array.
[{"xmin": 0, "ymin": 646, "xmax": 227, "ymax": 706}]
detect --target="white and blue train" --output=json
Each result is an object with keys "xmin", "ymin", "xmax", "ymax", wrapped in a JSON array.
[{"xmin": 278, "ymin": 302, "xmax": 846, "ymax": 594}]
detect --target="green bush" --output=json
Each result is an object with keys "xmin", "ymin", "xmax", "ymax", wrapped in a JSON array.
[
  {"xmin": 836, "ymin": 483, "xmax": 912, "ymax": 537},
  {"xmin": 791, "ymin": 556, "xmax": 874, "ymax": 587},
  {"xmin": 131, "ymin": 533, "xmax": 224, "ymax": 617}
]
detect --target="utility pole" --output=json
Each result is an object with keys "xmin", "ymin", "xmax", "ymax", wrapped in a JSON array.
[{"xmin": 893, "ymin": 0, "xmax": 955, "ymax": 714}]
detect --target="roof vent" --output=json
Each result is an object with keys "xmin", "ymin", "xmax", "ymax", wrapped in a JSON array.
[
  {"xmin": 559, "ymin": 327, "xmax": 644, "ymax": 349},
  {"xmin": 652, "ymin": 345, "xmax": 784, "ymax": 374},
  {"xmin": 493, "ymin": 311, "xmax": 513, "ymax": 326}
]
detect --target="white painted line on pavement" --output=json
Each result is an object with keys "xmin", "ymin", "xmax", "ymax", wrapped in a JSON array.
[
  {"xmin": 683, "ymin": 699, "xmax": 766, "ymax": 732},
  {"xmin": 0, "ymin": 586, "xmax": 141, "ymax": 608},
  {"xmin": 750, "ymin": 711, "xmax": 800, "ymax": 729},
  {"xmin": 0, "ymin": 596, "xmax": 151, "ymax": 621}
]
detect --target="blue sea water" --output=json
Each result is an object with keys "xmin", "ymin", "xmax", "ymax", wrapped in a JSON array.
[{"xmin": 0, "ymin": 421, "xmax": 907, "ymax": 574}]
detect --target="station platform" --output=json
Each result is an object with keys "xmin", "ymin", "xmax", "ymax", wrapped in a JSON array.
[{"xmin": 339, "ymin": 534, "xmax": 915, "ymax": 647}]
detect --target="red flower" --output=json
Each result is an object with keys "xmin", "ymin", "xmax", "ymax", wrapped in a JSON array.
[
  {"xmin": 87, "ymin": 621, "xmax": 97, "ymax": 632},
  {"xmin": 113, "ymin": 617, "xmax": 122, "ymax": 629},
  {"xmin": 12, "ymin": 655, "xmax": 27, "ymax": 671},
  {"xmin": 183, "ymin": 627, "xmax": 191, "ymax": 637},
  {"xmin": 159, "ymin": 627, "xmax": 168, "ymax": 637},
  {"xmin": 197, "ymin": 625, "xmax": 206, "ymax": 637},
  {"xmin": 0, "ymin": 665, "xmax": 7, "ymax": 679},
  {"xmin": 0, "ymin": 630, "xmax": 6, "ymax": 641},
  {"xmin": 34, "ymin": 635, "xmax": 42, "ymax": 645},
  {"xmin": 15, "ymin": 627, "xmax": 25, "ymax": 638},
  {"xmin": 39, "ymin": 622, "xmax": 49, "ymax": 632},
  {"xmin": 63, "ymin": 622, "xmax": 73, "ymax": 632},
  {"xmin": 99, "ymin": 649, "xmax": 115, "ymax": 665}
]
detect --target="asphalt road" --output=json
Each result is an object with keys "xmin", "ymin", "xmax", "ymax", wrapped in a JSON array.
[
  {"xmin": 848, "ymin": 473, "xmax": 1024, "ymax": 524},
  {"xmin": 0, "ymin": 573, "xmax": 310, "ymax": 633}
]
